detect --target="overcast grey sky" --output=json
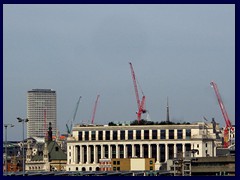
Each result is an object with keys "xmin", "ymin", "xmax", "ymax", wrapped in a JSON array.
[{"xmin": 3, "ymin": 4, "xmax": 235, "ymax": 141}]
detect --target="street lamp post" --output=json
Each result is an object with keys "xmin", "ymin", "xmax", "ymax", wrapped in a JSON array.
[
  {"xmin": 4, "ymin": 124, "xmax": 14, "ymax": 175},
  {"xmin": 17, "ymin": 117, "xmax": 29, "ymax": 176}
]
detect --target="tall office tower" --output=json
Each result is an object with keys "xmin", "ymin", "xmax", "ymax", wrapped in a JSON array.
[{"xmin": 27, "ymin": 89, "xmax": 57, "ymax": 138}]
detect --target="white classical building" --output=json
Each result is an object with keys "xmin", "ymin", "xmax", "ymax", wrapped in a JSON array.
[{"xmin": 66, "ymin": 122, "xmax": 221, "ymax": 171}]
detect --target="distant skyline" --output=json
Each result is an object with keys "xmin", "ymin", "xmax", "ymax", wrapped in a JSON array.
[{"xmin": 3, "ymin": 4, "xmax": 235, "ymax": 141}]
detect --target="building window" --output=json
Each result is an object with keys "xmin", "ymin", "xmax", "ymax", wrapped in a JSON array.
[
  {"xmin": 136, "ymin": 130, "xmax": 141, "ymax": 140},
  {"xmin": 113, "ymin": 131, "xmax": 118, "ymax": 140},
  {"xmin": 78, "ymin": 131, "xmax": 82, "ymax": 141},
  {"xmin": 177, "ymin": 129, "xmax": 183, "ymax": 139},
  {"xmin": 76, "ymin": 167, "xmax": 78, "ymax": 171},
  {"xmin": 113, "ymin": 167, "xmax": 116, "ymax": 171},
  {"xmin": 197, "ymin": 144, "xmax": 199, "ymax": 148},
  {"xmin": 150, "ymin": 160, "xmax": 153, "ymax": 165},
  {"xmin": 91, "ymin": 131, "xmax": 96, "ymax": 140},
  {"xmin": 185, "ymin": 144, "xmax": 191, "ymax": 153},
  {"xmin": 128, "ymin": 130, "xmax": 133, "ymax": 140},
  {"xmin": 117, "ymin": 167, "xmax": 120, "ymax": 170},
  {"xmin": 85, "ymin": 131, "xmax": 89, "ymax": 140},
  {"xmin": 186, "ymin": 129, "xmax": 191, "ymax": 140},
  {"xmin": 106, "ymin": 131, "xmax": 110, "ymax": 140},
  {"xmin": 113, "ymin": 161, "xmax": 116, "ymax": 165},
  {"xmin": 152, "ymin": 130, "xmax": 157, "ymax": 139},
  {"xmin": 117, "ymin": 161, "xmax": 120, "ymax": 165},
  {"xmin": 98, "ymin": 131, "xmax": 103, "ymax": 140},
  {"xmin": 144, "ymin": 130, "xmax": 149, "ymax": 140},
  {"xmin": 120, "ymin": 130, "xmax": 125, "ymax": 140},
  {"xmin": 206, "ymin": 143, "xmax": 208, "ymax": 147},
  {"xmin": 150, "ymin": 166, "xmax": 153, "ymax": 170},
  {"xmin": 169, "ymin": 130, "xmax": 174, "ymax": 139},
  {"xmin": 161, "ymin": 130, "xmax": 166, "ymax": 139}
]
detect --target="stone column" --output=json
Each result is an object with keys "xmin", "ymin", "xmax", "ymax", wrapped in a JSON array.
[
  {"xmin": 101, "ymin": 145, "xmax": 104, "ymax": 159},
  {"xmin": 116, "ymin": 145, "xmax": 119, "ymax": 158},
  {"xmin": 124, "ymin": 144, "xmax": 127, "ymax": 158},
  {"xmin": 182, "ymin": 143, "xmax": 185, "ymax": 158},
  {"xmin": 93, "ymin": 145, "xmax": 97, "ymax": 164},
  {"xmin": 108, "ymin": 145, "xmax": 112, "ymax": 159},
  {"xmin": 132, "ymin": 144, "xmax": 135, "ymax": 157},
  {"xmin": 165, "ymin": 144, "xmax": 168, "ymax": 162},
  {"xmin": 96, "ymin": 130, "xmax": 99, "ymax": 140},
  {"xmin": 103, "ymin": 130, "xmax": 106, "ymax": 140},
  {"xmin": 79, "ymin": 145, "xmax": 83, "ymax": 164},
  {"xmin": 133, "ymin": 130, "xmax": 136, "ymax": 140},
  {"xmin": 149, "ymin": 130, "xmax": 152, "ymax": 140},
  {"xmin": 148, "ymin": 144, "xmax": 151, "ymax": 158},
  {"xmin": 110, "ymin": 130, "xmax": 113, "ymax": 140},
  {"xmin": 125, "ymin": 130, "xmax": 128, "ymax": 140},
  {"xmin": 71, "ymin": 145, "xmax": 74, "ymax": 164},
  {"xmin": 166, "ymin": 129, "xmax": 169, "ymax": 140},
  {"xmin": 89, "ymin": 131, "xmax": 92, "ymax": 141},
  {"xmin": 174, "ymin": 129, "xmax": 177, "ymax": 139},
  {"xmin": 183, "ymin": 129, "xmax": 186, "ymax": 139},
  {"xmin": 140, "ymin": 144, "xmax": 143, "ymax": 158},
  {"xmin": 174, "ymin": 144, "xmax": 177, "ymax": 158},
  {"xmin": 157, "ymin": 129, "xmax": 160, "ymax": 139},
  {"xmin": 86, "ymin": 145, "xmax": 90, "ymax": 164},
  {"xmin": 141, "ymin": 130, "xmax": 144, "ymax": 140},
  {"xmin": 73, "ymin": 145, "xmax": 76, "ymax": 164},
  {"xmin": 156, "ymin": 144, "xmax": 160, "ymax": 163}
]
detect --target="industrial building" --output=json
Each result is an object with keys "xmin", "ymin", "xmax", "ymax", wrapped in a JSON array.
[
  {"xmin": 27, "ymin": 89, "xmax": 57, "ymax": 138},
  {"xmin": 66, "ymin": 121, "xmax": 222, "ymax": 171}
]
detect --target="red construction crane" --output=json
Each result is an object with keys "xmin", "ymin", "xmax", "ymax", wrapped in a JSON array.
[
  {"xmin": 91, "ymin": 95, "xmax": 100, "ymax": 124},
  {"xmin": 129, "ymin": 62, "xmax": 146, "ymax": 123},
  {"xmin": 210, "ymin": 81, "xmax": 233, "ymax": 148}
]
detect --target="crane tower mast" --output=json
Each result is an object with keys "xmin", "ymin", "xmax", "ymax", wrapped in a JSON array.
[
  {"xmin": 91, "ymin": 95, "xmax": 100, "ymax": 124},
  {"xmin": 210, "ymin": 81, "xmax": 233, "ymax": 148},
  {"xmin": 66, "ymin": 96, "xmax": 81, "ymax": 135},
  {"xmin": 129, "ymin": 62, "xmax": 146, "ymax": 123}
]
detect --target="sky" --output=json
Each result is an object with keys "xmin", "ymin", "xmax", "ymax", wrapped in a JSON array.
[{"xmin": 3, "ymin": 4, "xmax": 235, "ymax": 141}]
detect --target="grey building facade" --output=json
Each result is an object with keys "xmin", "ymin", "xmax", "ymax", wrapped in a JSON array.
[{"xmin": 27, "ymin": 89, "xmax": 56, "ymax": 138}]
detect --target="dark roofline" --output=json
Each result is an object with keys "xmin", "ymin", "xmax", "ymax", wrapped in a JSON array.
[{"xmin": 28, "ymin": 89, "xmax": 55, "ymax": 93}]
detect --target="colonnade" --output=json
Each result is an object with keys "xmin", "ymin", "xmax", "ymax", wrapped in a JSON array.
[{"xmin": 69, "ymin": 143, "xmax": 192, "ymax": 165}]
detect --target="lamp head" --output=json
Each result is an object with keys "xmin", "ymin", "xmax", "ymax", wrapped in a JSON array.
[{"xmin": 17, "ymin": 117, "xmax": 22, "ymax": 122}]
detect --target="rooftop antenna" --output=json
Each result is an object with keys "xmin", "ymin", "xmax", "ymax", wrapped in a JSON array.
[{"xmin": 166, "ymin": 97, "xmax": 170, "ymax": 123}]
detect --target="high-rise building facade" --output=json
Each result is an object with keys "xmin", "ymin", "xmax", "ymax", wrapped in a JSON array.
[{"xmin": 27, "ymin": 89, "xmax": 56, "ymax": 138}]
